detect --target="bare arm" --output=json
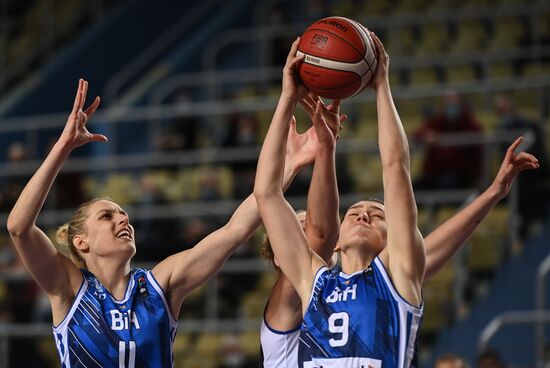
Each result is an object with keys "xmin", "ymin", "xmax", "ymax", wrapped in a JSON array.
[
  {"xmin": 152, "ymin": 143, "xmax": 305, "ymax": 315},
  {"xmin": 370, "ymin": 34, "xmax": 424, "ymax": 306},
  {"xmin": 300, "ymin": 94, "xmax": 344, "ymax": 262},
  {"xmin": 7, "ymin": 79, "xmax": 107, "ymax": 320},
  {"xmin": 424, "ymin": 136, "xmax": 539, "ymax": 278},
  {"xmin": 254, "ymin": 38, "xmax": 325, "ymax": 310},
  {"xmin": 264, "ymin": 96, "xmax": 346, "ymax": 330}
]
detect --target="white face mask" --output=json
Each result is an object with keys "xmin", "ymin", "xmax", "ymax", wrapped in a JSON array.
[{"xmin": 223, "ymin": 352, "xmax": 245, "ymax": 367}]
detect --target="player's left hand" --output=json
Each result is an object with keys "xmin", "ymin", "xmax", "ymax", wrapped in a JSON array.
[
  {"xmin": 300, "ymin": 92, "xmax": 346, "ymax": 148},
  {"xmin": 285, "ymin": 115, "xmax": 318, "ymax": 171},
  {"xmin": 490, "ymin": 136, "xmax": 539, "ymax": 200}
]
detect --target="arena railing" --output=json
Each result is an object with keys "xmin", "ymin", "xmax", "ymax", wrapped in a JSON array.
[
  {"xmin": 478, "ymin": 310, "xmax": 550, "ymax": 367},
  {"xmin": 535, "ymin": 253, "xmax": 550, "ymax": 364},
  {"xmin": 103, "ymin": 0, "xmax": 220, "ymax": 104},
  {"xmin": 116, "ymin": 1, "xmax": 550, "ymax": 104}
]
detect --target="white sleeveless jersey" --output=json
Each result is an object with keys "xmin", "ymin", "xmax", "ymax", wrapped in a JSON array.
[{"xmin": 259, "ymin": 318, "xmax": 300, "ymax": 368}]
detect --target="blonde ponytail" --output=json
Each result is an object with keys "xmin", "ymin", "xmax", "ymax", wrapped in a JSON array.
[{"xmin": 54, "ymin": 198, "xmax": 109, "ymax": 269}]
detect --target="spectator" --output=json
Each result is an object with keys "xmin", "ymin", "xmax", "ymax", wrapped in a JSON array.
[
  {"xmin": 218, "ymin": 333, "xmax": 256, "ymax": 368},
  {"xmin": 435, "ymin": 353, "xmax": 469, "ymax": 368},
  {"xmin": 223, "ymin": 112, "xmax": 261, "ymax": 198},
  {"xmin": 154, "ymin": 88, "xmax": 199, "ymax": 152},
  {"xmin": 223, "ymin": 113, "xmax": 259, "ymax": 147},
  {"xmin": 494, "ymin": 94, "xmax": 549, "ymax": 239},
  {"xmin": 0, "ymin": 142, "xmax": 29, "ymax": 211},
  {"xmin": 476, "ymin": 348, "xmax": 506, "ymax": 368},
  {"xmin": 413, "ymin": 91, "xmax": 483, "ymax": 190}
]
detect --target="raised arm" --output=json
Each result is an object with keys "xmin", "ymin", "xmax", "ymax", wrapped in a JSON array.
[
  {"xmin": 264, "ymin": 96, "xmax": 345, "ymax": 330},
  {"xmin": 152, "ymin": 130, "xmax": 308, "ymax": 312},
  {"xmin": 7, "ymin": 79, "xmax": 107, "ymax": 320},
  {"xmin": 424, "ymin": 136, "xmax": 539, "ymax": 278},
  {"xmin": 370, "ymin": 34, "xmax": 425, "ymax": 306},
  {"xmin": 152, "ymin": 114, "xmax": 317, "ymax": 316},
  {"xmin": 300, "ymin": 93, "xmax": 345, "ymax": 262},
  {"xmin": 254, "ymin": 38, "xmax": 326, "ymax": 309}
]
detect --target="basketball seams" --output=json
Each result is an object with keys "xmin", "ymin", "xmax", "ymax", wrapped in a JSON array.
[
  {"xmin": 345, "ymin": 18, "xmax": 378, "ymax": 96},
  {"xmin": 301, "ymin": 28, "xmax": 364, "ymax": 63},
  {"xmin": 298, "ymin": 16, "xmax": 378, "ymax": 99},
  {"xmin": 346, "ymin": 18, "xmax": 377, "ymax": 77},
  {"xmin": 298, "ymin": 51, "xmax": 368, "ymax": 74}
]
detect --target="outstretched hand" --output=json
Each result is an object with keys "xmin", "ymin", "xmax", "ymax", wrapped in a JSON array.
[
  {"xmin": 490, "ymin": 136, "xmax": 539, "ymax": 200},
  {"xmin": 285, "ymin": 116, "xmax": 318, "ymax": 171},
  {"xmin": 281, "ymin": 37, "xmax": 306, "ymax": 101},
  {"xmin": 299, "ymin": 92, "xmax": 346, "ymax": 147},
  {"xmin": 58, "ymin": 79, "xmax": 108, "ymax": 150},
  {"xmin": 367, "ymin": 32, "xmax": 390, "ymax": 91}
]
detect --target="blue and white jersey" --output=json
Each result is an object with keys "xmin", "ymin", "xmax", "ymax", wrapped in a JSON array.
[
  {"xmin": 53, "ymin": 268, "xmax": 178, "ymax": 368},
  {"xmin": 298, "ymin": 257, "xmax": 423, "ymax": 368}
]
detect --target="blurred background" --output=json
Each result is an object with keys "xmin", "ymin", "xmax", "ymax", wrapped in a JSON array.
[{"xmin": 0, "ymin": 0, "xmax": 549, "ymax": 366}]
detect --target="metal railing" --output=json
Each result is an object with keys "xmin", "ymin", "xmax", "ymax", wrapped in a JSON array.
[
  {"xmin": 479, "ymin": 311, "xmax": 550, "ymax": 367},
  {"xmin": 536, "ymin": 254, "xmax": 550, "ymax": 364}
]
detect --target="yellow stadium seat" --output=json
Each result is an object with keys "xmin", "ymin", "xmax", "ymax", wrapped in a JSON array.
[
  {"xmin": 451, "ymin": 20, "xmax": 488, "ymax": 54},
  {"xmin": 523, "ymin": 63, "xmax": 550, "ymax": 78},
  {"xmin": 409, "ymin": 67, "xmax": 440, "ymax": 85},
  {"xmin": 446, "ymin": 64, "xmax": 477, "ymax": 83},
  {"xmin": 242, "ymin": 290, "xmax": 269, "ymax": 318},
  {"xmin": 418, "ymin": 23, "xmax": 451, "ymax": 55},
  {"xmin": 486, "ymin": 62, "xmax": 516, "ymax": 79},
  {"xmin": 467, "ymin": 206, "xmax": 510, "ymax": 272},
  {"xmin": 396, "ymin": 0, "xmax": 431, "ymax": 14},
  {"xmin": 240, "ymin": 330, "xmax": 261, "ymax": 358},
  {"xmin": 489, "ymin": 16, "xmax": 525, "ymax": 50},
  {"xmin": 101, "ymin": 174, "xmax": 138, "ymax": 205},
  {"xmin": 348, "ymin": 153, "xmax": 383, "ymax": 193},
  {"xmin": 194, "ymin": 333, "xmax": 221, "ymax": 357},
  {"xmin": 386, "ymin": 27, "xmax": 417, "ymax": 57}
]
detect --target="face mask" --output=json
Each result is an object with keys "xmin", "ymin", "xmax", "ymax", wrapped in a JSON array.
[
  {"xmin": 500, "ymin": 113, "xmax": 514, "ymax": 127},
  {"xmin": 223, "ymin": 352, "xmax": 245, "ymax": 367},
  {"xmin": 444, "ymin": 104, "xmax": 461, "ymax": 123}
]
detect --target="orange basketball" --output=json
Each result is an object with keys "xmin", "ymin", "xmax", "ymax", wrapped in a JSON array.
[{"xmin": 297, "ymin": 17, "xmax": 378, "ymax": 100}]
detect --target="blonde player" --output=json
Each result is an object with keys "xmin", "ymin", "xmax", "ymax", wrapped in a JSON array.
[{"xmin": 6, "ymin": 79, "xmax": 319, "ymax": 368}]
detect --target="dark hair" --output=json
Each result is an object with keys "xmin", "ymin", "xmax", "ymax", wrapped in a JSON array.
[
  {"xmin": 261, "ymin": 210, "xmax": 306, "ymax": 270},
  {"xmin": 436, "ymin": 353, "xmax": 468, "ymax": 368},
  {"xmin": 477, "ymin": 348, "xmax": 504, "ymax": 367},
  {"xmin": 343, "ymin": 198, "xmax": 384, "ymax": 216}
]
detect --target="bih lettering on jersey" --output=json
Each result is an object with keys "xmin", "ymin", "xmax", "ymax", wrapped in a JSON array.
[
  {"xmin": 298, "ymin": 258, "xmax": 423, "ymax": 368},
  {"xmin": 53, "ymin": 269, "xmax": 178, "ymax": 368}
]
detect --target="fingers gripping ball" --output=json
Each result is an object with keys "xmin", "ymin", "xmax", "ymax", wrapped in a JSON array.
[{"xmin": 297, "ymin": 17, "xmax": 378, "ymax": 100}]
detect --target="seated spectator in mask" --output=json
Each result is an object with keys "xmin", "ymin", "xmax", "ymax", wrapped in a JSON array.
[{"xmin": 413, "ymin": 91, "xmax": 483, "ymax": 190}]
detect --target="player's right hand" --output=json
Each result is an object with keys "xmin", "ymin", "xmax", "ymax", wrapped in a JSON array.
[
  {"xmin": 490, "ymin": 136, "xmax": 539, "ymax": 200},
  {"xmin": 281, "ymin": 37, "xmax": 306, "ymax": 101},
  {"xmin": 58, "ymin": 78, "xmax": 108, "ymax": 150}
]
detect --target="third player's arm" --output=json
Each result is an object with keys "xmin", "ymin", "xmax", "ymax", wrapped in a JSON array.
[
  {"xmin": 254, "ymin": 39, "xmax": 325, "ymax": 310},
  {"xmin": 424, "ymin": 136, "xmax": 539, "ymax": 279},
  {"xmin": 153, "ymin": 143, "xmax": 304, "ymax": 316},
  {"xmin": 302, "ymin": 95, "xmax": 343, "ymax": 262}
]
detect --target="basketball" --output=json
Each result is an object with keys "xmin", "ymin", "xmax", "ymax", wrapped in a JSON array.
[{"xmin": 297, "ymin": 17, "xmax": 378, "ymax": 100}]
